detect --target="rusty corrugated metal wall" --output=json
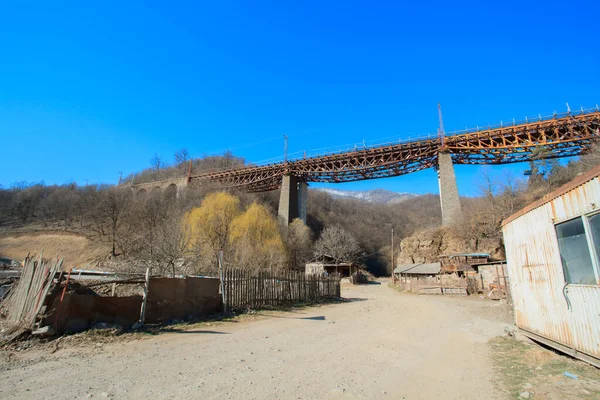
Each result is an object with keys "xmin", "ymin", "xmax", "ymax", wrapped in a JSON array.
[{"xmin": 502, "ymin": 174, "xmax": 600, "ymax": 366}]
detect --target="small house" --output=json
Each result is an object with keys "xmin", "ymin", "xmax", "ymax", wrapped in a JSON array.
[
  {"xmin": 394, "ymin": 262, "xmax": 442, "ymax": 280},
  {"xmin": 502, "ymin": 165, "xmax": 600, "ymax": 368},
  {"xmin": 439, "ymin": 253, "xmax": 490, "ymax": 275},
  {"xmin": 471, "ymin": 260, "xmax": 510, "ymax": 300},
  {"xmin": 305, "ymin": 256, "xmax": 360, "ymax": 277},
  {"xmin": 393, "ymin": 262, "xmax": 460, "ymax": 294}
]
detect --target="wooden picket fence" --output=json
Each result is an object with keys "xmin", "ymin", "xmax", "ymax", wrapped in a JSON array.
[{"xmin": 222, "ymin": 269, "xmax": 341, "ymax": 310}]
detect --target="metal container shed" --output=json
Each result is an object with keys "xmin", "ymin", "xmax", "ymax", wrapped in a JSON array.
[{"xmin": 502, "ymin": 165, "xmax": 600, "ymax": 367}]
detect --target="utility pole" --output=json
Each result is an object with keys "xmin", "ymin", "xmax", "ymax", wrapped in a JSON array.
[
  {"xmin": 283, "ymin": 134, "xmax": 289, "ymax": 162},
  {"xmin": 391, "ymin": 228, "xmax": 395, "ymax": 283},
  {"xmin": 187, "ymin": 160, "xmax": 193, "ymax": 182},
  {"xmin": 437, "ymin": 102, "xmax": 445, "ymax": 148}
]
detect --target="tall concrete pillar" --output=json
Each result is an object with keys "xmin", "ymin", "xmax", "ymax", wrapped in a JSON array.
[
  {"xmin": 278, "ymin": 175, "xmax": 299, "ymax": 225},
  {"xmin": 437, "ymin": 152, "xmax": 462, "ymax": 226},
  {"xmin": 298, "ymin": 181, "xmax": 308, "ymax": 224}
]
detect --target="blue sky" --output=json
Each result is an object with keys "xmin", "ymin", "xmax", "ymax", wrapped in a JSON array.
[{"xmin": 1, "ymin": 1, "xmax": 598, "ymax": 196}]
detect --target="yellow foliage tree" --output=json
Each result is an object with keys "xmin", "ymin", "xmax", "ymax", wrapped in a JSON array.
[
  {"xmin": 230, "ymin": 202, "xmax": 285, "ymax": 270},
  {"xmin": 186, "ymin": 192, "xmax": 241, "ymax": 266}
]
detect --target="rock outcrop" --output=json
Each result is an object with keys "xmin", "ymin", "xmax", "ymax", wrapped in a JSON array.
[{"xmin": 396, "ymin": 227, "xmax": 505, "ymax": 265}]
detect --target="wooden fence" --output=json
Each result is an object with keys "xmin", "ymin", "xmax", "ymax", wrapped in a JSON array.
[
  {"xmin": 222, "ymin": 269, "xmax": 341, "ymax": 310},
  {"xmin": 1, "ymin": 254, "xmax": 62, "ymax": 331}
]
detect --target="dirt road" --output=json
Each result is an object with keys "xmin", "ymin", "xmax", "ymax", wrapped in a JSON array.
[{"xmin": 1, "ymin": 281, "xmax": 512, "ymax": 399}]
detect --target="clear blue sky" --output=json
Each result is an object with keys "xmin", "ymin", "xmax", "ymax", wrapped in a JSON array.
[{"xmin": 1, "ymin": 1, "xmax": 598, "ymax": 196}]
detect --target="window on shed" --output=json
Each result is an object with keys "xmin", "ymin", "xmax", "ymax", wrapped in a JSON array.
[
  {"xmin": 587, "ymin": 213, "xmax": 600, "ymax": 264},
  {"xmin": 556, "ymin": 217, "xmax": 597, "ymax": 285}
]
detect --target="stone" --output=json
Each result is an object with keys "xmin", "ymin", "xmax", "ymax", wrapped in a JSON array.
[
  {"xmin": 519, "ymin": 391, "xmax": 530, "ymax": 399},
  {"xmin": 32, "ymin": 326, "xmax": 56, "ymax": 337},
  {"xmin": 91, "ymin": 322, "xmax": 123, "ymax": 333}
]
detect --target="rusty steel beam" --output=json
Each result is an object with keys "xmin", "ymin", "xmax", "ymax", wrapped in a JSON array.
[{"xmin": 161, "ymin": 110, "xmax": 600, "ymax": 192}]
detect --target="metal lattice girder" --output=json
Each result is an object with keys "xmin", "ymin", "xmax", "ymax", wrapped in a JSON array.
[
  {"xmin": 445, "ymin": 111, "xmax": 600, "ymax": 165},
  {"xmin": 160, "ymin": 110, "xmax": 600, "ymax": 192}
]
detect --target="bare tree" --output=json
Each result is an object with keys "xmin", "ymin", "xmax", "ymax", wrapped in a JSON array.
[
  {"xmin": 150, "ymin": 153, "xmax": 164, "ymax": 171},
  {"xmin": 151, "ymin": 208, "xmax": 192, "ymax": 276},
  {"xmin": 314, "ymin": 225, "xmax": 362, "ymax": 265},
  {"xmin": 580, "ymin": 143, "xmax": 600, "ymax": 169},
  {"xmin": 283, "ymin": 219, "xmax": 313, "ymax": 270},
  {"xmin": 97, "ymin": 188, "xmax": 132, "ymax": 257},
  {"xmin": 174, "ymin": 148, "xmax": 190, "ymax": 165},
  {"xmin": 497, "ymin": 170, "xmax": 522, "ymax": 216}
]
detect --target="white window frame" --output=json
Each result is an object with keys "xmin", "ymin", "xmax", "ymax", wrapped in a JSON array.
[{"xmin": 554, "ymin": 210, "xmax": 600, "ymax": 285}]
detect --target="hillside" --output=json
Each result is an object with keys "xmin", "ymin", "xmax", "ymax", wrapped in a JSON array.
[
  {"xmin": 314, "ymin": 188, "xmax": 417, "ymax": 204},
  {"xmin": 0, "ymin": 231, "xmax": 110, "ymax": 268},
  {"xmin": 3, "ymin": 147, "xmax": 597, "ymax": 276}
]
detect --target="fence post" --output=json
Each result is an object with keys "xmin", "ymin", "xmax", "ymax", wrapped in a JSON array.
[
  {"xmin": 138, "ymin": 267, "xmax": 151, "ymax": 325},
  {"xmin": 218, "ymin": 250, "xmax": 226, "ymax": 313},
  {"xmin": 495, "ymin": 264, "xmax": 503, "ymax": 300},
  {"xmin": 501, "ymin": 264, "xmax": 509, "ymax": 302}
]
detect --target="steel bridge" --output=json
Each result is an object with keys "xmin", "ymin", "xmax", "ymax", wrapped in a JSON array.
[
  {"xmin": 187, "ymin": 109, "xmax": 600, "ymax": 192},
  {"xmin": 131, "ymin": 108, "xmax": 600, "ymax": 225}
]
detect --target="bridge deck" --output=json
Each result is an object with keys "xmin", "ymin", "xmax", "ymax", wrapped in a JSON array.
[{"xmin": 135, "ymin": 110, "xmax": 600, "ymax": 192}]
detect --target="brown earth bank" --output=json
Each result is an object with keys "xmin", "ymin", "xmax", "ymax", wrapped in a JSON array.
[
  {"xmin": 0, "ymin": 231, "xmax": 109, "ymax": 268},
  {"xmin": 0, "ymin": 280, "xmax": 519, "ymax": 400}
]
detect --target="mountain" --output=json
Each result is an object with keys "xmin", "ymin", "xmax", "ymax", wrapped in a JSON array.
[{"xmin": 313, "ymin": 188, "xmax": 418, "ymax": 204}]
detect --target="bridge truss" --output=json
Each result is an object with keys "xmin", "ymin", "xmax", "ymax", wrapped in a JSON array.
[{"xmin": 141, "ymin": 109, "xmax": 600, "ymax": 193}]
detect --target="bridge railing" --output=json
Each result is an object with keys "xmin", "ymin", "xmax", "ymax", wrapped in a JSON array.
[
  {"xmin": 186, "ymin": 132, "xmax": 440, "ymax": 176},
  {"xmin": 175, "ymin": 106, "xmax": 600, "ymax": 178},
  {"xmin": 444, "ymin": 106, "xmax": 600, "ymax": 138},
  {"xmin": 235, "ymin": 106, "xmax": 600, "ymax": 169}
]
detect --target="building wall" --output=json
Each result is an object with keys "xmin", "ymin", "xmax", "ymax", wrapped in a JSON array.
[
  {"xmin": 305, "ymin": 263, "xmax": 354, "ymax": 276},
  {"xmin": 399, "ymin": 273, "xmax": 467, "ymax": 293},
  {"xmin": 305, "ymin": 263, "xmax": 325, "ymax": 275},
  {"xmin": 502, "ymin": 175, "xmax": 600, "ymax": 364},
  {"xmin": 477, "ymin": 263, "xmax": 510, "ymax": 300},
  {"xmin": 45, "ymin": 277, "xmax": 222, "ymax": 333}
]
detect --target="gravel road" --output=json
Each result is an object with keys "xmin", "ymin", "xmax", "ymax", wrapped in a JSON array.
[{"xmin": 1, "ymin": 281, "xmax": 512, "ymax": 399}]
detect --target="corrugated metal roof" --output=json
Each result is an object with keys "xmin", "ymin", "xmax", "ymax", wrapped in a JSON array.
[
  {"xmin": 439, "ymin": 253, "xmax": 490, "ymax": 258},
  {"xmin": 471, "ymin": 260, "xmax": 507, "ymax": 267},
  {"xmin": 394, "ymin": 262, "xmax": 441, "ymax": 275},
  {"xmin": 502, "ymin": 164, "xmax": 600, "ymax": 226}
]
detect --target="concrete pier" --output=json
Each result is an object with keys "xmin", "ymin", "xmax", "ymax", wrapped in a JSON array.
[
  {"xmin": 298, "ymin": 181, "xmax": 308, "ymax": 224},
  {"xmin": 437, "ymin": 152, "xmax": 462, "ymax": 226},
  {"xmin": 278, "ymin": 175, "xmax": 299, "ymax": 225},
  {"xmin": 277, "ymin": 175, "xmax": 308, "ymax": 225}
]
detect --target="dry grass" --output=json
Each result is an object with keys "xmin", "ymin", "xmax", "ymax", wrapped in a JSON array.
[
  {"xmin": 490, "ymin": 336, "xmax": 600, "ymax": 399},
  {"xmin": 0, "ymin": 231, "xmax": 109, "ymax": 268}
]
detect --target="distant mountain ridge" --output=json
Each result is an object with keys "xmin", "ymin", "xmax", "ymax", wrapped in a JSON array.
[{"xmin": 314, "ymin": 188, "xmax": 418, "ymax": 204}]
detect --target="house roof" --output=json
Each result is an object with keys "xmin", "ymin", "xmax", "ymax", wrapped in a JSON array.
[
  {"xmin": 308, "ymin": 255, "xmax": 358, "ymax": 266},
  {"xmin": 306, "ymin": 262, "xmax": 358, "ymax": 267},
  {"xmin": 502, "ymin": 164, "xmax": 600, "ymax": 227},
  {"xmin": 394, "ymin": 262, "xmax": 441, "ymax": 275},
  {"xmin": 472, "ymin": 260, "xmax": 507, "ymax": 267},
  {"xmin": 439, "ymin": 253, "xmax": 490, "ymax": 258}
]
